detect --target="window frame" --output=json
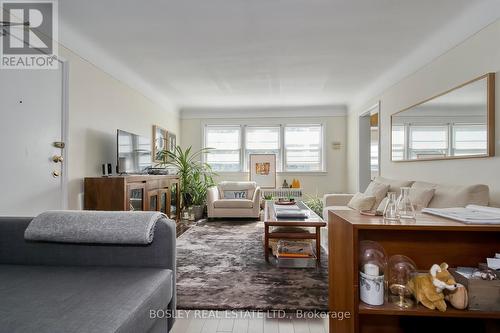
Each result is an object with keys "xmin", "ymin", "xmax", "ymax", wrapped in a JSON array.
[
  {"xmin": 202, "ymin": 122, "xmax": 326, "ymax": 173},
  {"xmin": 202, "ymin": 124, "xmax": 243, "ymax": 172}
]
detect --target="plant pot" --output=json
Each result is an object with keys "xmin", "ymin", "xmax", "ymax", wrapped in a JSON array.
[{"xmin": 192, "ymin": 205, "xmax": 205, "ymax": 221}]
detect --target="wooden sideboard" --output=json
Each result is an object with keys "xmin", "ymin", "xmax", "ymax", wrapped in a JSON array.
[
  {"xmin": 328, "ymin": 210, "xmax": 500, "ymax": 333},
  {"xmin": 84, "ymin": 175, "xmax": 181, "ymax": 221}
]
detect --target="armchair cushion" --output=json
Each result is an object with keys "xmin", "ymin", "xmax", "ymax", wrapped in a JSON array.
[
  {"xmin": 217, "ymin": 181, "xmax": 257, "ymax": 199},
  {"xmin": 213, "ymin": 199, "xmax": 253, "ymax": 209}
]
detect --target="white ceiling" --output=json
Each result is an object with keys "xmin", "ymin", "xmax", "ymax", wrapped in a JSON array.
[{"xmin": 58, "ymin": 0, "xmax": 500, "ymax": 112}]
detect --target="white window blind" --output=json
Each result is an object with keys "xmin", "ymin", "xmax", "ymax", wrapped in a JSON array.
[
  {"xmin": 284, "ymin": 125, "xmax": 323, "ymax": 172},
  {"xmin": 204, "ymin": 126, "xmax": 241, "ymax": 172},
  {"xmin": 391, "ymin": 125, "xmax": 406, "ymax": 161},
  {"xmin": 409, "ymin": 125, "xmax": 448, "ymax": 159},
  {"xmin": 244, "ymin": 126, "xmax": 281, "ymax": 171},
  {"xmin": 452, "ymin": 124, "xmax": 487, "ymax": 156}
]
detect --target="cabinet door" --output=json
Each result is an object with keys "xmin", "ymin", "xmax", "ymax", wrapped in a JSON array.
[
  {"xmin": 147, "ymin": 190, "xmax": 159, "ymax": 211},
  {"xmin": 159, "ymin": 188, "xmax": 169, "ymax": 214},
  {"xmin": 126, "ymin": 183, "xmax": 146, "ymax": 211},
  {"xmin": 170, "ymin": 181, "xmax": 180, "ymax": 221}
]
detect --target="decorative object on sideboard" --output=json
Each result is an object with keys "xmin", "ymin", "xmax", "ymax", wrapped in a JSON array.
[
  {"xmin": 249, "ymin": 153, "xmax": 277, "ymax": 189},
  {"xmin": 359, "ymin": 241, "xmax": 387, "ymax": 306},
  {"xmin": 450, "ymin": 265, "xmax": 500, "ymax": 311},
  {"xmin": 383, "ymin": 192, "xmax": 399, "ymax": 221},
  {"xmin": 388, "ymin": 255, "xmax": 417, "ymax": 309},
  {"xmin": 408, "ymin": 262, "xmax": 457, "ymax": 312},
  {"xmin": 396, "ymin": 187, "xmax": 416, "ymax": 219},
  {"xmin": 445, "ymin": 283, "xmax": 469, "ymax": 310},
  {"xmin": 282, "ymin": 179, "xmax": 289, "ymax": 188}
]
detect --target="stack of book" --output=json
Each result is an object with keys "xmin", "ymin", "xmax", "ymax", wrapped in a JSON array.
[{"xmin": 276, "ymin": 240, "xmax": 314, "ymax": 258}]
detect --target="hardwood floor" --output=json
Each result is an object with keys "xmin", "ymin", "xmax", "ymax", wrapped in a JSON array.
[{"xmin": 171, "ymin": 311, "xmax": 329, "ymax": 333}]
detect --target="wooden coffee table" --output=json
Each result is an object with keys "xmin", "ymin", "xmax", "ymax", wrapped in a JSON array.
[{"xmin": 263, "ymin": 201, "xmax": 326, "ymax": 264}]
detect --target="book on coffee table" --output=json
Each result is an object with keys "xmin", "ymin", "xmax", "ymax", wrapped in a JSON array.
[{"xmin": 273, "ymin": 204, "xmax": 310, "ymax": 218}]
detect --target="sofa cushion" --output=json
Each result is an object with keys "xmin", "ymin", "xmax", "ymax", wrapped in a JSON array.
[
  {"xmin": 364, "ymin": 181, "xmax": 389, "ymax": 208},
  {"xmin": 214, "ymin": 199, "xmax": 254, "ymax": 209},
  {"xmin": 323, "ymin": 206, "xmax": 353, "ymax": 219},
  {"xmin": 411, "ymin": 181, "xmax": 489, "ymax": 208},
  {"xmin": 409, "ymin": 187, "xmax": 435, "ymax": 210},
  {"xmin": 223, "ymin": 190, "xmax": 248, "ymax": 199},
  {"xmin": 374, "ymin": 176, "xmax": 414, "ymax": 194},
  {"xmin": 347, "ymin": 192, "xmax": 377, "ymax": 211},
  {"xmin": 218, "ymin": 181, "xmax": 256, "ymax": 199},
  {"xmin": 0, "ymin": 265, "xmax": 173, "ymax": 333}
]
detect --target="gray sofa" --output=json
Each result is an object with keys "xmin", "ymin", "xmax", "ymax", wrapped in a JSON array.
[{"xmin": 0, "ymin": 216, "xmax": 176, "ymax": 333}]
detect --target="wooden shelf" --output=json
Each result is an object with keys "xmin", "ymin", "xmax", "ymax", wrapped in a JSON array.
[{"xmin": 359, "ymin": 303, "xmax": 500, "ymax": 319}]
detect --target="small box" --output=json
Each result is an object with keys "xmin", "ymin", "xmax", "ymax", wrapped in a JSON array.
[{"xmin": 450, "ymin": 268, "xmax": 500, "ymax": 311}]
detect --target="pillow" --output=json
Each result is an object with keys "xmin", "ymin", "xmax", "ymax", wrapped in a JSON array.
[
  {"xmin": 376, "ymin": 197, "xmax": 389, "ymax": 214},
  {"xmin": 375, "ymin": 188, "xmax": 435, "ymax": 213},
  {"xmin": 223, "ymin": 190, "xmax": 248, "ymax": 199},
  {"xmin": 409, "ymin": 187, "xmax": 435, "ymax": 210},
  {"xmin": 348, "ymin": 192, "xmax": 377, "ymax": 211},
  {"xmin": 364, "ymin": 181, "xmax": 390, "ymax": 208}
]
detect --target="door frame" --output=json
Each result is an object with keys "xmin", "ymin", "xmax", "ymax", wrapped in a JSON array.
[
  {"xmin": 358, "ymin": 101, "xmax": 380, "ymax": 192},
  {"xmin": 59, "ymin": 59, "xmax": 70, "ymax": 210}
]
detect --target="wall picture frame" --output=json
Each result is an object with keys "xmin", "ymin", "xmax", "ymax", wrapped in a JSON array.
[
  {"xmin": 167, "ymin": 132, "xmax": 176, "ymax": 154},
  {"xmin": 249, "ymin": 154, "xmax": 276, "ymax": 189},
  {"xmin": 153, "ymin": 125, "xmax": 168, "ymax": 163}
]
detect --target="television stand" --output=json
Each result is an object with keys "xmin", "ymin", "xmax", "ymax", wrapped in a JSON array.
[{"xmin": 84, "ymin": 175, "xmax": 181, "ymax": 221}]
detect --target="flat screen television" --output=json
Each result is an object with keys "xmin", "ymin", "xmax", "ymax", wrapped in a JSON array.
[{"xmin": 117, "ymin": 129, "xmax": 152, "ymax": 174}]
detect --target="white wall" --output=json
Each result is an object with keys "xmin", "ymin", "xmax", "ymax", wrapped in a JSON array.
[
  {"xmin": 348, "ymin": 20, "xmax": 500, "ymax": 206},
  {"xmin": 181, "ymin": 113, "xmax": 347, "ymax": 198},
  {"xmin": 60, "ymin": 46, "xmax": 180, "ymax": 209}
]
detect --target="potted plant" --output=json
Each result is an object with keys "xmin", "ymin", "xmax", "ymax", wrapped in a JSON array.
[{"xmin": 157, "ymin": 146, "xmax": 215, "ymax": 219}]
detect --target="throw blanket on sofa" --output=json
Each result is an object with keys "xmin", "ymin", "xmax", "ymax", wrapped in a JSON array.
[{"xmin": 24, "ymin": 210, "xmax": 166, "ymax": 244}]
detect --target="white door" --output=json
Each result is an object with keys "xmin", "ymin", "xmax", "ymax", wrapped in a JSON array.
[{"xmin": 0, "ymin": 64, "xmax": 67, "ymax": 216}]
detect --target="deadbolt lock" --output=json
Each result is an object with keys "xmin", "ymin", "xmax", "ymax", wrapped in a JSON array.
[
  {"xmin": 53, "ymin": 141, "xmax": 65, "ymax": 149},
  {"xmin": 52, "ymin": 170, "xmax": 60, "ymax": 177}
]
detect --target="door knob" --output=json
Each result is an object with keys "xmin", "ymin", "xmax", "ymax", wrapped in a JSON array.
[
  {"xmin": 52, "ymin": 170, "xmax": 60, "ymax": 177},
  {"xmin": 52, "ymin": 155, "xmax": 63, "ymax": 163}
]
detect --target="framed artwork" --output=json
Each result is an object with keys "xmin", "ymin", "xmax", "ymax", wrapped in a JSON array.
[
  {"xmin": 153, "ymin": 125, "xmax": 168, "ymax": 163},
  {"xmin": 249, "ymin": 154, "xmax": 276, "ymax": 189},
  {"xmin": 167, "ymin": 132, "xmax": 177, "ymax": 154}
]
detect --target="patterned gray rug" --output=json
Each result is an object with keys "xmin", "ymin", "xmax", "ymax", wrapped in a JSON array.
[{"xmin": 176, "ymin": 220, "xmax": 328, "ymax": 310}]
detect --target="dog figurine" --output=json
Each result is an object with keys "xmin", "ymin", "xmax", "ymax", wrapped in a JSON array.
[{"xmin": 408, "ymin": 262, "xmax": 457, "ymax": 311}]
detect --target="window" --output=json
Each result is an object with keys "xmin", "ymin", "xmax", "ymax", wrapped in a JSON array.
[
  {"xmin": 452, "ymin": 124, "xmax": 487, "ymax": 156},
  {"xmin": 204, "ymin": 125, "xmax": 241, "ymax": 172},
  {"xmin": 391, "ymin": 125, "xmax": 406, "ymax": 161},
  {"xmin": 409, "ymin": 125, "xmax": 448, "ymax": 159},
  {"xmin": 284, "ymin": 125, "xmax": 323, "ymax": 172},
  {"xmin": 244, "ymin": 126, "xmax": 281, "ymax": 171},
  {"xmin": 203, "ymin": 123, "xmax": 324, "ymax": 172}
]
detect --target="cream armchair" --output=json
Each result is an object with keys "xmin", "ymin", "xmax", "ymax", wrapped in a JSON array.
[{"xmin": 207, "ymin": 181, "xmax": 261, "ymax": 219}]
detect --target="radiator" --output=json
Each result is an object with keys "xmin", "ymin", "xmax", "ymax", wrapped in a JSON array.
[{"xmin": 261, "ymin": 188, "xmax": 303, "ymax": 200}]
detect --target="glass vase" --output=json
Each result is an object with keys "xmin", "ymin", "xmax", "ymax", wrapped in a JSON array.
[
  {"xmin": 396, "ymin": 187, "xmax": 415, "ymax": 219},
  {"xmin": 383, "ymin": 192, "xmax": 399, "ymax": 221}
]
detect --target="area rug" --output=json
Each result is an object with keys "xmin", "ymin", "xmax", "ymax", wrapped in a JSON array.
[{"xmin": 176, "ymin": 220, "xmax": 328, "ymax": 311}]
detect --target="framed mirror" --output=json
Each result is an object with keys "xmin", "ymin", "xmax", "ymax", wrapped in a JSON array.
[{"xmin": 391, "ymin": 73, "xmax": 495, "ymax": 162}]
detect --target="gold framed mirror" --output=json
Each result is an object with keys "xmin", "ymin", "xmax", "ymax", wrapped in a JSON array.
[{"xmin": 391, "ymin": 73, "xmax": 495, "ymax": 162}]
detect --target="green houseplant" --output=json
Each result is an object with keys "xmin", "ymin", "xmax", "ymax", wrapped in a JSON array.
[
  {"xmin": 303, "ymin": 193, "xmax": 324, "ymax": 218},
  {"xmin": 157, "ymin": 146, "xmax": 215, "ymax": 219}
]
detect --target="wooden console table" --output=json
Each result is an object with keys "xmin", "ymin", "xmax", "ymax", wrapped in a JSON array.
[
  {"xmin": 84, "ymin": 175, "xmax": 181, "ymax": 221},
  {"xmin": 328, "ymin": 210, "xmax": 500, "ymax": 333}
]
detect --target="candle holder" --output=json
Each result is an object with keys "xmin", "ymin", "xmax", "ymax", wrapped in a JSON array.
[
  {"xmin": 387, "ymin": 255, "xmax": 417, "ymax": 308},
  {"xmin": 359, "ymin": 240, "xmax": 387, "ymax": 306}
]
